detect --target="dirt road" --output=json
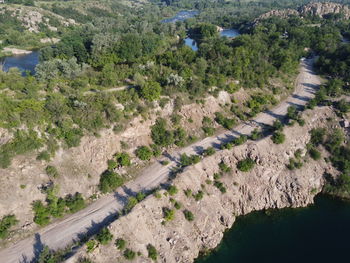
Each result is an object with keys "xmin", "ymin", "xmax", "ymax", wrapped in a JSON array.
[{"xmin": 0, "ymin": 58, "xmax": 321, "ymax": 263}]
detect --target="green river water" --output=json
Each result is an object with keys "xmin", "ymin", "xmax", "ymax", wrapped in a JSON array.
[{"xmin": 196, "ymin": 195, "xmax": 350, "ymax": 263}]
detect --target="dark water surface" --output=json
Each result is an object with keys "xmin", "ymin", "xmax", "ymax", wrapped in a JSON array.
[
  {"xmin": 1, "ymin": 51, "xmax": 39, "ymax": 75},
  {"xmin": 197, "ymin": 196, "xmax": 350, "ymax": 263}
]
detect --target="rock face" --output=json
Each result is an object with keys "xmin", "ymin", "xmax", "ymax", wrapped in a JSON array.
[
  {"xmin": 256, "ymin": 2, "xmax": 350, "ymax": 22},
  {"xmin": 69, "ymin": 107, "xmax": 337, "ymax": 263},
  {"xmin": 299, "ymin": 2, "xmax": 350, "ymax": 19}
]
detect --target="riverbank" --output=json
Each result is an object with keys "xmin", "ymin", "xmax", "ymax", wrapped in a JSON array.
[{"xmin": 197, "ymin": 195, "xmax": 350, "ymax": 263}]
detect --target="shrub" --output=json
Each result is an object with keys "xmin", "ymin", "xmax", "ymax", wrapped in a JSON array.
[
  {"xmin": 147, "ymin": 244, "xmax": 158, "ymax": 261},
  {"xmin": 167, "ymin": 185, "xmax": 178, "ymax": 196},
  {"xmin": 115, "ymin": 238, "xmax": 126, "ymax": 250},
  {"xmin": 271, "ymin": 131, "xmax": 285, "ymax": 144},
  {"xmin": 163, "ymin": 207, "xmax": 175, "ymax": 221},
  {"xmin": 214, "ymin": 181, "xmax": 227, "ymax": 193},
  {"xmin": 174, "ymin": 201, "xmax": 182, "ymax": 210},
  {"xmin": 310, "ymin": 128, "xmax": 326, "ymax": 146},
  {"xmin": 233, "ymin": 135, "xmax": 247, "ymax": 146},
  {"xmin": 151, "ymin": 118, "xmax": 174, "ymax": 147},
  {"xmin": 135, "ymin": 146, "xmax": 153, "ymax": 161},
  {"xmin": 140, "ymin": 81, "xmax": 162, "ymax": 101},
  {"xmin": 99, "ymin": 171, "xmax": 124, "ymax": 193},
  {"xmin": 0, "ymin": 214, "xmax": 18, "ymax": 239},
  {"xmin": 86, "ymin": 239, "xmax": 97, "ymax": 253},
  {"xmin": 203, "ymin": 147, "xmax": 216, "ymax": 156},
  {"xmin": 221, "ymin": 142, "xmax": 233, "ymax": 150},
  {"xmin": 202, "ymin": 126, "xmax": 215, "ymax": 136},
  {"xmin": 237, "ymin": 158, "xmax": 255, "ymax": 172},
  {"xmin": 272, "ymin": 120, "xmax": 283, "ymax": 131},
  {"xmin": 123, "ymin": 248, "xmax": 136, "ymax": 260},
  {"xmin": 286, "ymin": 158, "xmax": 303, "ymax": 170},
  {"xmin": 309, "ymin": 147, "xmax": 321, "ymax": 160},
  {"xmin": 124, "ymin": 197, "xmax": 138, "ymax": 213},
  {"xmin": 183, "ymin": 210, "xmax": 194, "ymax": 221},
  {"xmin": 65, "ymin": 192, "xmax": 85, "ymax": 213},
  {"xmin": 96, "ymin": 227, "xmax": 113, "ymax": 245},
  {"xmin": 250, "ymin": 128, "xmax": 262, "ymax": 140},
  {"xmin": 180, "ymin": 153, "xmax": 201, "ymax": 167},
  {"xmin": 219, "ymin": 161, "xmax": 231, "ymax": 173},
  {"xmin": 115, "ymin": 152, "xmax": 131, "ymax": 167},
  {"xmin": 136, "ymin": 192, "xmax": 146, "ymax": 202},
  {"xmin": 215, "ymin": 112, "xmax": 236, "ymax": 129},
  {"xmin": 107, "ymin": 159, "xmax": 117, "ymax": 170},
  {"xmin": 37, "ymin": 151, "xmax": 51, "ymax": 162},
  {"xmin": 45, "ymin": 165, "xmax": 59, "ymax": 178},
  {"xmin": 32, "ymin": 200, "xmax": 50, "ymax": 226},
  {"xmin": 184, "ymin": 189, "xmax": 192, "ymax": 198},
  {"xmin": 193, "ymin": 191, "xmax": 204, "ymax": 201}
]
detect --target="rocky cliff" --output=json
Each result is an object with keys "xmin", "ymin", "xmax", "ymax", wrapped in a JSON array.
[
  {"xmin": 256, "ymin": 2, "xmax": 350, "ymax": 22},
  {"xmin": 69, "ymin": 106, "xmax": 339, "ymax": 263}
]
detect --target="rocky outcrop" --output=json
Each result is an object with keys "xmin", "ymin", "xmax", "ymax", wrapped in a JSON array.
[
  {"xmin": 256, "ymin": 2, "xmax": 350, "ymax": 23},
  {"xmin": 299, "ymin": 2, "xmax": 350, "ymax": 19},
  {"xmin": 69, "ymin": 106, "xmax": 339, "ymax": 263}
]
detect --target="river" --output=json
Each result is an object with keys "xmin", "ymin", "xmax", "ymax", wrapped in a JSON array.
[
  {"xmin": 196, "ymin": 195, "xmax": 350, "ymax": 263},
  {"xmin": 0, "ymin": 51, "xmax": 39, "ymax": 75}
]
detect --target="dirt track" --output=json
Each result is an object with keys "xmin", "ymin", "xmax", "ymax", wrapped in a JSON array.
[{"xmin": 0, "ymin": 58, "xmax": 321, "ymax": 263}]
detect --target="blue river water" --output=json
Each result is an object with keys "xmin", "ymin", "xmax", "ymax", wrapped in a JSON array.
[
  {"xmin": 196, "ymin": 195, "xmax": 350, "ymax": 263},
  {"xmin": 1, "ymin": 51, "xmax": 39, "ymax": 75}
]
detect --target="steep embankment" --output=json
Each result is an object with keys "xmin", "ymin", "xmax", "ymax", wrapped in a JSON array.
[{"xmin": 70, "ymin": 106, "xmax": 338, "ymax": 263}]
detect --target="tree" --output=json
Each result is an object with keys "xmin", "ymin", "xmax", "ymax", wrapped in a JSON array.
[
  {"xmin": 135, "ymin": 146, "xmax": 153, "ymax": 161},
  {"xmin": 0, "ymin": 214, "xmax": 18, "ymax": 239},
  {"xmin": 99, "ymin": 170, "xmax": 124, "ymax": 193},
  {"xmin": 147, "ymin": 244, "xmax": 158, "ymax": 261},
  {"xmin": 115, "ymin": 238, "xmax": 126, "ymax": 250},
  {"xmin": 183, "ymin": 210, "xmax": 194, "ymax": 221},
  {"xmin": 123, "ymin": 249, "xmax": 136, "ymax": 260},
  {"xmin": 115, "ymin": 152, "xmax": 131, "ymax": 167},
  {"xmin": 140, "ymin": 81, "xmax": 162, "ymax": 101},
  {"xmin": 151, "ymin": 118, "xmax": 174, "ymax": 147}
]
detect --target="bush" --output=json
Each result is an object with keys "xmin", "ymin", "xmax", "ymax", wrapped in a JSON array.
[
  {"xmin": 37, "ymin": 151, "xmax": 51, "ymax": 162},
  {"xmin": 183, "ymin": 210, "xmax": 194, "ymax": 221},
  {"xmin": 167, "ymin": 185, "xmax": 178, "ymax": 196},
  {"xmin": 124, "ymin": 197, "xmax": 138, "ymax": 213},
  {"xmin": 0, "ymin": 214, "xmax": 18, "ymax": 239},
  {"xmin": 271, "ymin": 131, "xmax": 285, "ymax": 144},
  {"xmin": 310, "ymin": 128, "xmax": 326, "ymax": 146},
  {"xmin": 237, "ymin": 158, "xmax": 255, "ymax": 172},
  {"xmin": 286, "ymin": 158, "xmax": 303, "ymax": 170},
  {"xmin": 115, "ymin": 238, "xmax": 126, "ymax": 250},
  {"xmin": 219, "ymin": 161, "xmax": 231, "ymax": 173},
  {"xmin": 32, "ymin": 200, "xmax": 50, "ymax": 226},
  {"xmin": 115, "ymin": 152, "xmax": 131, "ymax": 167},
  {"xmin": 96, "ymin": 227, "xmax": 113, "ymax": 245},
  {"xmin": 123, "ymin": 248, "xmax": 136, "ymax": 260},
  {"xmin": 163, "ymin": 207, "xmax": 175, "ymax": 221},
  {"xmin": 184, "ymin": 189, "xmax": 192, "ymax": 198},
  {"xmin": 107, "ymin": 159, "xmax": 118, "ymax": 170},
  {"xmin": 151, "ymin": 118, "xmax": 174, "ymax": 147},
  {"xmin": 250, "ymin": 128, "xmax": 262, "ymax": 140},
  {"xmin": 45, "ymin": 165, "xmax": 59, "ymax": 178},
  {"xmin": 193, "ymin": 191, "xmax": 204, "ymax": 201},
  {"xmin": 221, "ymin": 142, "xmax": 233, "ymax": 150},
  {"xmin": 65, "ymin": 193, "xmax": 85, "ymax": 213},
  {"xmin": 203, "ymin": 147, "xmax": 216, "ymax": 156},
  {"xmin": 215, "ymin": 112, "xmax": 236, "ymax": 129},
  {"xmin": 272, "ymin": 120, "xmax": 283, "ymax": 131},
  {"xmin": 233, "ymin": 135, "xmax": 247, "ymax": 146},
  {"xmin": 309, "ymin": 147, "xmax": 321, "ymax": 160},
  {"xmin": 180, "ymin": 153, "xmax": 201, "ymax": 167},
  {"xmin": 86, "ymin": 239, "xmax": 97, "ymax": 253},
  {"xmin": 135, "ymin": 146, "xmax": 153, "ymax": 161},
  {"xmin": 99, "ymin": 170, "xmax": 124, "ymax": 193},
  {"xmin": 136, "ymin": 192, "xmax": 146, "ymax": 202},
  {"xmin": 202, "ymin": 126, "xmax": 215, "ymax": 136},
  {"xmin": 214, "ymin": 181, "xmax": 227, "ymax": 193},
  {"xmin": 147, "ymin": 244, "xmax": 158, "ymax": 261},
  {"xmin": 140, "ymin": 81, "xmax": 162, "ymax": 101}
]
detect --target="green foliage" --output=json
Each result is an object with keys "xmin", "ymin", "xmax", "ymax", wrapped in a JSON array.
[
  {"xmin": 272, "ymin": 120, "xmax": 283, "ymax": 131},
  {"xmin": 250, "ymin": 128, "xmax": 262, "ymax": 141},
  {"xmin": 271, "ymin": 131, "xmax": 286, "ymax": 144},
  {"xmin": 184, "ymin": 189, "xmax": 192, "ymax": 198},
  {"xmin": 65, "ymin": 193, "xmax": 85, "ymax": 213},
  {"xmin": 309, "ymin": 147, "xmax": 321, "ymax": 160},
  {"xmin": 99, "ymin": 171, "xmax": 124, "ymax": 193},
  {"xmin": 193, "ymin": 190, "xmax": 204, "ymax": 201},
  {"xmin": 203, "ymin": 147, "xmax": 216, "ymax": 156},
  {"xmin": 163, "ymin": 207, "xmax": 175, "ymax": 221},
  {"xmin": 140, "ymin": 81, "xmax": 162, "ymax": 101},
  {"xmin": 237, "ymin": 158, "xmax": 255, "ymax": 172},
  {"xmin": 32, "ymin": 200, "xmax": 51, "ymax": 226},
  {"xmin": 135, "ymin": 146, "xmax": 153, "ymax": 161},
  {"xmin": 37, "ymin": 151, "xmax": 51, "ymax": 162},
  {"xmin": 202, "ymin": 126, "xmax": 215, "ymax": 136},
  {"xmin": 123, "ymin": 248, "xmax": 136, "ymax": 260},
  {"xmin": 147, "ymin": 244, "xmax": 158, "ymax": 261},
  {"xmin": 174, "ymin": 201, "xmax": 182, "ymax": 210},
  {"xmin": 167, "ymin": 185, "xmax": 178, "ymax": 196},
  {"xmin": 287, "ymin": 158, "xmax": 303, "ymax": 170},
  {"xmin": 180, "ymin": 153, "xmax": 201, "ymax": 167},
  {"xmin": 233, "ymin": 135, "xmax": 248, "ymax": 146},
  {"xmin": 107, "ymin": 159, "xmax": 118, "ymax": 170},
  {"xmin": 114, "ymin": 152, "xmax": 131, "ymax": 167},
  {"xmin": 115, "ymin": 238, "xmax": 126, "ymax": 250},
  {"xmin": 96, "ymin": 227, "xmax": 113, "ymax": 245},
  {"xmin": 0, "ymin": 130, "xmax": 42, "ymax": 168},
  {"xmin": 86, "ymin": 239, "xmax": 97, "ymax": 253},
  {"xmin": 46, "ymin": 165, "xmax": 59, "ymax": 178},
  {"xmin": 151, "ymin": 118, "xmax": 174, "ymax": 147},
  {"xmin": 219, "ymin": 161, "xmax": 231, "ymax": 173},
  {"xmin": 136, "ymin": 192, "xmax": 146, "ymax": 202},
  {"xmin": 215, "ymin": 112, "xmax": 236, "ymax": 130},
  {"xmin": 214, "ymin": 181, "xmax": 227, "ymax": 193},
  {"xmin": 0, "ymin": 214, "xmax": 18, "ymax": 239},
  {"xmin": 310, "ymin": 128, "xmax": 326, "ymax": 146},
  {"xmin": 183, "ymin": 210, "xmax": 194, "ymax": 221}
]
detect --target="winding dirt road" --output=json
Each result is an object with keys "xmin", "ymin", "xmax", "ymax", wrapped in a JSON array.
[{"xmin": 0, "ymin": 58, "xmax": 321, "ymax": 263}]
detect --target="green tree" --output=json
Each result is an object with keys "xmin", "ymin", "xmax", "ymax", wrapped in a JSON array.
[
  {"xmin": 96, "ymin": 227, "xmax": 113, "ymax": 245},
  {"xmin": 135, "ymin": 146, "xmax": 153, "ymax": 161},
  {"xmin": 237, "ymin": 158, "xmax": 255, "ymax": 172},
  {"xmin": 140, "ymin": 81, "xmax": 162, "ymax": 101}
]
